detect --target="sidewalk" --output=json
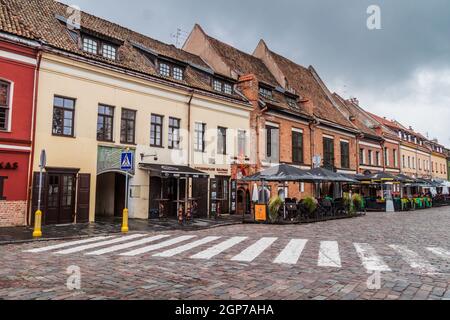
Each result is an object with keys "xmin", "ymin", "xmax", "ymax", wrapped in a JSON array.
[{"xmin": 0, "ymin": 215, "xmax": 243, "ymax": 245}]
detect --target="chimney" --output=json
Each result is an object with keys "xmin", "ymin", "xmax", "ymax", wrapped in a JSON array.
[{"xmin": 300, "ymin": 98, "xmax": 314, "ymax": 116}]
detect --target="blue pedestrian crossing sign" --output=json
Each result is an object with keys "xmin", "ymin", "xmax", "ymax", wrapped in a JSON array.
[{"xmin": 120, "ymin": 151, "xmax": 133, "ymax": 171}]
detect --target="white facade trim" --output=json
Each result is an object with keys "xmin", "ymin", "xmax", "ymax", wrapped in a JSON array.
[
  {"xmin": 0, "ymin": 50, "xmax": 37, "ymax": 66},
  {"xmin": 292, "ymin": 127, "xmax": 303, "ymax": 133},
  {"xmin": 265, "ymin": 121, "xmax": 279, "ymax": 128},
  {"xmin": 384, "ymin": 138, "xmax": 400, "ymax": 145},
  {"xmin": 359, "ymin": 141, "xmax": 382, "ymax": 149},
  {"xmin": 359, "ymin": 165, "xmax": 383, "ymax": 171},
  {"xmin": 317, "ymin": 125, "xmax": 355, "ymax": 139},
  {"xmin": 0, "ymin": 144, "xmax": 31, "ymax": 151},
  {"xmin": 400, "ymin": 145, "xmax": 430, "ymax": 157},
  {"xmin": 323, "ymin": 134, "xmax": 334, "ymax": 139}
]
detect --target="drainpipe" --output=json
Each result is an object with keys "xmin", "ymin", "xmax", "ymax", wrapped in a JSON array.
[
  {"xmin": 187, "ymin": 89, "xmax": 194, "ymax": 167},
  {"xmin": 26, "ymin": 48, "xmax": 42, "ymax": 225}
]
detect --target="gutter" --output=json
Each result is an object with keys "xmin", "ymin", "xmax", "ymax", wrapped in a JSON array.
[{"xmin": 187, "ymin": 89, "xmax": 194, "ymax": 167}]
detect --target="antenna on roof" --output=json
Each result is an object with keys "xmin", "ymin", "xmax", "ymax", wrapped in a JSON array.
[{"xmin": 171, "ymin": 28, "xmax": 188, "ymax": 48}]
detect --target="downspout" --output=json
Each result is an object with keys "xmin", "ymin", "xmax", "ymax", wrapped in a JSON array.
[
  {"xmin": 26, "ymin": 48, "xmax": 42, "ymax": 225},
  {"xmin": 187, "ymin": 89, "xmax": 194, "ymax": 167}
]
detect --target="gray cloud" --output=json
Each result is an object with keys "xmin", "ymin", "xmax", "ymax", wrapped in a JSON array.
[{"xmin": 59, "ymin": 0, "xmax": 450, "ymax": 146}]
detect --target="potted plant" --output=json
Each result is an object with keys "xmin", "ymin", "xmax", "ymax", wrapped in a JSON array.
[
  {"xmin": 303, "ymin": 196, "xmax": 318, "ymax": 216},
  {"xmin": 268, "ymin": 196, "xmax": 283, "ymax": 223},
  {"xmin": 352, "ymin": 193, "xmax": 364, "ymax": 212}
]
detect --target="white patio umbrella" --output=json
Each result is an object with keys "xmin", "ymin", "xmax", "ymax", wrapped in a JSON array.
[{"xmin": 252, "ymin": 183, "xmax": 259, "ymax": 202}]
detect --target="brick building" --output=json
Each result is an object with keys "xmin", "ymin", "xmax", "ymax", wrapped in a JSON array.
[{"xmin": 0, "ymin": 34, "xmax": 40, "ymax": 226}]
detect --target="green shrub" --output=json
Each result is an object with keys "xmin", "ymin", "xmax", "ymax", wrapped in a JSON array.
[
  {"xmin": 303, "ymin": 196, "xmax": 317, "ymax": 214},
  {"xmin": 352, "ymin": 194, "xmax": 363, "ymax": 211},
  {"xmin": 268, "ymin": 196, "xmax": 283, "ymax": 222}
]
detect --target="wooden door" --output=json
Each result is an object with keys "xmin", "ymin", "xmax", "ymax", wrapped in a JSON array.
[{"xmin": 76, "ymin": 174, "xmax": 90, "ymax": 223}]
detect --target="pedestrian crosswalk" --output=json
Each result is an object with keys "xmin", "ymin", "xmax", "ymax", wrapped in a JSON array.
[{"xmin": 23, "ymin": 233, "xmax": 450, "ymax": 275}]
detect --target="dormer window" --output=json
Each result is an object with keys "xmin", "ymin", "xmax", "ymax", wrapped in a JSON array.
[
  {"xmin": 83, "ymin": 37, "xmax": 98, "ymax": 54},
  {"xmin": 159, "ymin": 63, "xmax": 170, "ymax": 77},
  {"xmin": 259, "ymin": 86, "xmax": 273, "ymax": 99},
  {"xmin": 102, "ymin": 44, "xmax": 117, "ymax": 60},
  {"xmin": 212, "ymin": 79, "xmax": 234, "ymax": 95},
  {"xmin": 286, "ymin": 97, "xmax": 298, "ymax": 109},
  {"xmin": 82, "ymin": 35, "xmax": 118, "ymax": 60},
  {"xmin": 158, "ymin": 61, "xmax": 184, "ymax": 81}
]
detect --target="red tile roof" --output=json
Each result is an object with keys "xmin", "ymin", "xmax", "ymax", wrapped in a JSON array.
[{"xmin": 0, "ymin": 0, "xmax": 247, "ymax": 102}]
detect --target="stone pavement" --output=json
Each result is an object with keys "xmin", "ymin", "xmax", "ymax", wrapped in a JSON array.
[
  {"xmin": 0, "ymin": 215, "xmax": 243, "ymax": 244},
  {"xmin": 0, "ymin": 207, "xmax": 449, "ymax": 300}
]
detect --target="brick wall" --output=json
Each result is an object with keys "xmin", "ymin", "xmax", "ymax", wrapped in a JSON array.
[{"xmin": 0, "ymin": 200, "xmax": 27, "ymax": 227}]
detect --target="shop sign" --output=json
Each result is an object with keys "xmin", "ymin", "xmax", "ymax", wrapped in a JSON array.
[
  {"xmin": 0, "ymin": 162, "xmax": 18, "ymax": 170},
  {"xmin": 98, "ymin": 146, "xmax": 135, "ymax": 175},
  {"xmin": 255, "ymin": 204, "xmax": 267, "ymax": 222}
]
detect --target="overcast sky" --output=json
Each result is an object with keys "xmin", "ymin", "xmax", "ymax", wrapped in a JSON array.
[{"xmin": 59, "ymin": 0, "xmax": 450, "ymax": 146}]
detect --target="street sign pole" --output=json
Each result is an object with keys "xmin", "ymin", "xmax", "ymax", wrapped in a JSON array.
[
  {"xmin": 33, "ymin": 150, "xmax": 46, "ymax": 238},
  {"xmin": 120, "ymin": 148, "xmax": 132, "ymax": 234}
]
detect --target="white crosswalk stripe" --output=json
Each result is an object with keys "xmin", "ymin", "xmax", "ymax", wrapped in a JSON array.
[
  {"xmin": 23, "ymin": 236, "xmax": 113, "ymax": 253},
  {"xmin": 190, "ymin": 236, "xmax": 248, "ymax": 260},
  {"xmin": 389, "ymin": 245, "xmax": 437, "ymax": 274},
  {"xmin": 86, "ymin": 235, "xmax": 171, "ymax": 256},
  {"xmin": 274, "ymin": 239, "xmax": 308, "ymax": 264},
  {"xmin": 119, "ymin": 235, "xmax": 197, "ymax": 257},
  {"xmin": 153, "ymin": 236, "xmax": 221, "ymax": 258},
  {"xmin": 231, "ymin": 237, "xmax": 277, "ymax": 262},
  {"xmin": 55, "ymin": 234, "xmax": 147, "ymax": 255},
  {"xmin": 426, "ymin": 247, "xmax": 450, "ymax": 260},
  {"xmin": 318, "ymin": 241, "xmax": 341, "ymax": 267},
  {"xmin": 354, "ymin": 243, "xmax": 391, "ymax": 272}
]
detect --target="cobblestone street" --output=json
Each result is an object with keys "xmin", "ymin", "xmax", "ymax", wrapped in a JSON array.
[{"xmin": 1, "ymin": 207, "xmax": 450, "ymax": 300}]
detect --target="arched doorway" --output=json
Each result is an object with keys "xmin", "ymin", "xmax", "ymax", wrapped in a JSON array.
[
  {"xmin": 237, "ymin": 188, "xmax": 245, "ymax": 215},
  {"xmin": 95, "ymin": 171, "xmax": 126, "ymax": 219}
]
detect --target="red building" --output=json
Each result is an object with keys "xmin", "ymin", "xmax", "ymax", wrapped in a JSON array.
[{"xmin": 0, "ymin": 35, "xmax": 40, "ymax": 226}]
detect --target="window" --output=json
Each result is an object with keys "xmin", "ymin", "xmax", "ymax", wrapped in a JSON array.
[
  {"xmin": 259, "ymin": 86, "xmax": 273, "ymax": 99},
  {"xmin": 213, "ymin": 79, "xmax": 233, "ymax": 95},
  {"xmin": 150, "ymin": 114, "xmax": 163, "ymax": 147},
  {"xmin": 97, "ymin": 104, "xmax": 114, "ymax": 142},
  {"xmin": 359, "ymin": 148, "xmax": 365, "ymax": 165},
  {"xmin": 237, "ymin": 130, "xmax": 246, "ymax": 157},
  {"xmin": 402, "ymin": 155, "xmax": 405, "ymax": 168},
  {"xmin": 120, "ymin": 109, "xmax": 136, "ymax": 144},
  {"xmin": 102, "ymin": 44, "xmax": 116, "ymax": 60},
  {"xmin": 194, "ymin": 122, "xmax": 206, "ymax": 152},
  {"xmin": 159, "ymin": 62, "xmax": 184, "ymax": 80},
  {"xmin": 323, "ymin": 137, "xmax": 335, "ymax": 167},
  {"xmin": 217, "ymin": 127, "xmax": 227, "ymax": 155},
  {"xmin": 52, "ymin": 96, "xmax": 75, "ymax": 137},
  {"xmin": 368, "ymin": 150, "xmax": 373, "ymax": 165},
  {"xmin": 168, "ymin": 117, "xmax": 180, "ymax": 149},
  {"xmin": 82, "ymin": 37, "xmax": 98, "ymax": 54},
  {"xmin": 376, "ymin": 151, "xmax": 380, "ymax": 166},
  {"xmin": 394, "ymin": 149, "xmax": 398, "ymax": 167},
  {"xmin": 340, "ymin": 141, "xmax": 350, "ymax": 169},
  {"xmin": 384, "ymin": 148, "xmax": 389, "ymax": 166},
  {"xmin": 0, "ymin": 176, "xmax": 7, "ymax": 200},
  {"xmin": 292, "ymin": 131, "xmax": 304, "ymax": 164},
  {"xmin": 408, "ymin": 156, "xmax": 411, "ymax": 168},
  {"xmin": 287, "ymin": 97, "xmax": 298, "ymax": 109},
  {"xmin": 224, "ymin": 83, "xmax": 233, "ymax": 95},
  {"xmin": 0, "ymin": 81, "xmax": 10, "ymax": 130},
  {"xmin": 412, "ymin": 157, "xmax": 415, "ymax": 169},
  {"xmin": 159, "ymin": 63, "xmax": 170, "ymax": 77},
  {"xmin": 173, "ymin": 67, "xmax": 183, "ymax": 81},
  {"xmin": 213, "ymin": 80, "xmax": 222, "ymax": 92},
  {"xmin": 419, "ymin": 159, "xmax": 422, "ymax": 170}
]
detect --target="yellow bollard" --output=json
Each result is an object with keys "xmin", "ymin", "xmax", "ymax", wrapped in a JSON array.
[
  {"xmin": 121, "ymin": 208, "xmax": 129, "ymax": 233},
  {"xmin": 32, "ymin": 210, "xmax": 42, "ymax": 238}
]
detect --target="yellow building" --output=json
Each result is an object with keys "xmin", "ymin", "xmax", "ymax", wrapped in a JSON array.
[
  {"xmin": 427, "ymin": 140, "xmax": 448, "ymax": 180},
  {"xmin": 22, "ymin": 1, "xmax": 252, "ymax": 224}
]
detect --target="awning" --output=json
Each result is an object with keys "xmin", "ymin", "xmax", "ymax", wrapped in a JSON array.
[{"xmin": 139, "ymin": 163, "xmax": 209, "ymax": 178}]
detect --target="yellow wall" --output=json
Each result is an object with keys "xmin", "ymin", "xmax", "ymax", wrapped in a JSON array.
[
  {"xmin": 33, "ymin": 53, "xmax": 251, "ymax": 221},
  {"xmin": 431, "ymin": 153, "xmax": 448, "ymax": 180},
  {"xmin": 399, "ymin": 145, "xmax": 431, "ymax": 178}
]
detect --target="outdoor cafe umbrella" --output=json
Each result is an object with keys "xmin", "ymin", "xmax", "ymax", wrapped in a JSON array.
[
  {"xmin": 300, "ymin": 167, "xmax": 357, "ymax": 183},
  {"xmin": 242, "ymin": 163, "xmax": 311, "ymax": 182}
]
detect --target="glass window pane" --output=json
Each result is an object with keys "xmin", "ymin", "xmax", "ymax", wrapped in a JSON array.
[{"xmin": 54, "ymin": 96, "xmax": 64, "ymax": 108}]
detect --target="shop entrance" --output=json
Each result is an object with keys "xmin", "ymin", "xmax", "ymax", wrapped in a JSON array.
[{"xmin": 95, "ymin": 172, "xmax": 126, "ymax": 218}]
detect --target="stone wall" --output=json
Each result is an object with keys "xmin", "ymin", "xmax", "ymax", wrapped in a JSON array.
[{"xmin": 0, "ymin": 200, "xmax": 27, "ymax": 227}]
